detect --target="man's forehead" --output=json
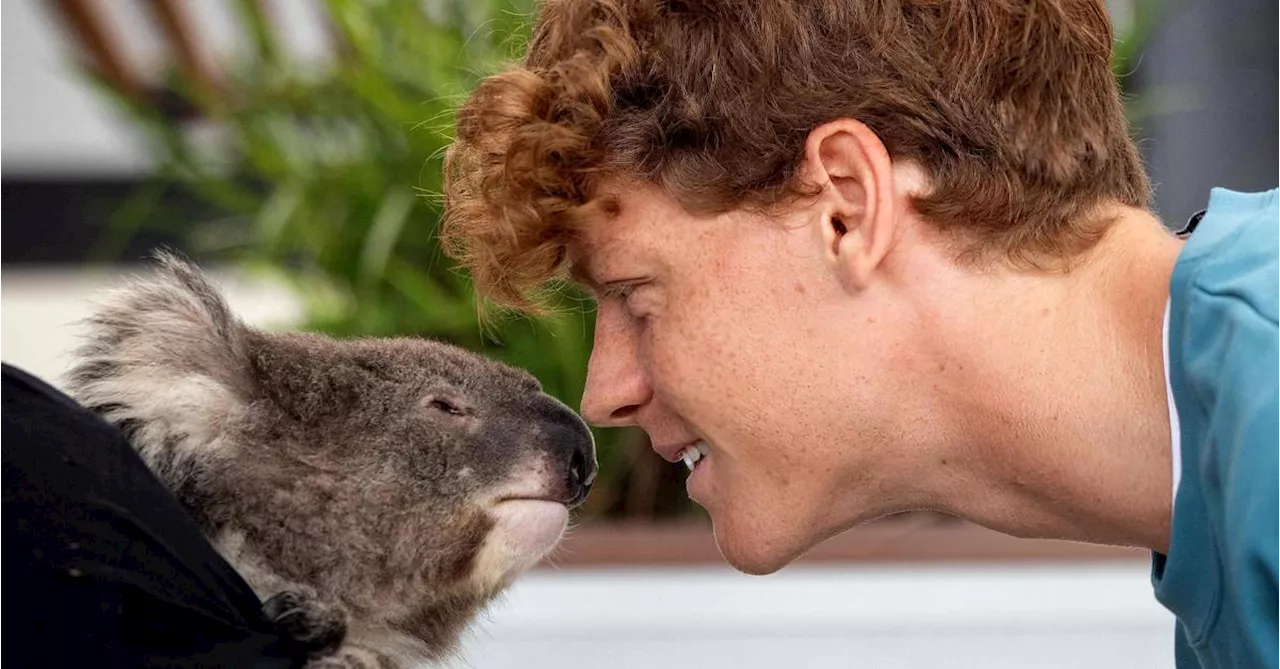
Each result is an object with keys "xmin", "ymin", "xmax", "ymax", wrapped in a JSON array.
[
  {"xmin": 567, "ymin": 181, "xmax": 726, "ymax": 290},
  {"xmin": 565, "ymin": 186, "xmax": 645, "ymax": 284}
]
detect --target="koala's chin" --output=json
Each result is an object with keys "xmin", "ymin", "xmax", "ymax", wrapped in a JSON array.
[{"xmin": 65, "ymin": 251, "xmax": 598, "ymax": 669}]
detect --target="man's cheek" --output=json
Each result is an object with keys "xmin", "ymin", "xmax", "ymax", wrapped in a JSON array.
[{"xmin": 646, "ymin": 322, "xmax": 699, "ymax": 382}]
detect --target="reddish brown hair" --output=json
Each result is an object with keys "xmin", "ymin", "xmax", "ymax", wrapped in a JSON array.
[{"xmin": 442, "ymin": 0, "xmax": 1151, "ymax": 311}]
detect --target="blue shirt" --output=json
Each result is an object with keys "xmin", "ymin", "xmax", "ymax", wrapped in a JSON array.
[{"xmin": 1154, "ymin": 187, "xmax": 1279, "ymax": 669}]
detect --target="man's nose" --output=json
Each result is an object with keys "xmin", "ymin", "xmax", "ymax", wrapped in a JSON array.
[{"xmin": 580, "ymin": 313, "xmax": 650, "ymax": 427}]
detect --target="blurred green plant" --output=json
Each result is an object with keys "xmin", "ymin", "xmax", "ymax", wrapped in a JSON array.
[{"xmin": 73, "ymin": 0, "xmax": 1167, "ymax": 527}]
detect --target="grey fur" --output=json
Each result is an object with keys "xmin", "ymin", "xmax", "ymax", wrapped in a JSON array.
[{"xmin": 64, "ymin": 251, "xmax": 596, "ymax": 668}]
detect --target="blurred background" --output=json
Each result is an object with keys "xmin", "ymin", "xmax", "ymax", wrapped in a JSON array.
[{"xmin": 2, "ymin": 1, "xmax": 1274, "ymax": 667}]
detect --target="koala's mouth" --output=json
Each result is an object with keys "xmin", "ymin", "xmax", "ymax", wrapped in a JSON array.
[
  {"xmin": 489, "ymin": 464, "xmax": 591, "ymax": 510},
  {"xmin": 494, "ymin": 496, "xmax": 566, "ymax": 515},
  {"xmin": 469, "ymin": 442, "xmax": 595, "ymax": 583},
  {"xmin": 474, "ymin": 497, "xmax": 570, "ymax": 581},
  {"xmin": 492, "ymin": 496, "xmax": 569, "ymax": 512},
  {"xmin": 494, "ymin": 490, "xmax": 583, "ymax": 508}
]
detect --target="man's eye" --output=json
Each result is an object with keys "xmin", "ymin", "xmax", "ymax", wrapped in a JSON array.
[
  {"xmin": 601, "ymin": 280, "xmax": 652, "ymax": 320},
  {"xmin": 602, "ymin": 282, "xmax": 638, "ymax": 302}
]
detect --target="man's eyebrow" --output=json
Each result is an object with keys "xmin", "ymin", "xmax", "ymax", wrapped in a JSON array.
[{"xmin": 567, "ymin": 257, "xmax": 604, "ymax": 295}]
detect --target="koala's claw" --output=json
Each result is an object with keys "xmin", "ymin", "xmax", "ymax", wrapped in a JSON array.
[{"xmin": 262, "ymin": 590, "xmax": 347, "ymax": 659}]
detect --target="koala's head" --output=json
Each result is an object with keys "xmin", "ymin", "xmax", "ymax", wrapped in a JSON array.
[{"xmin": 64, "ymin": 252, "xmax": 596, "ymax": 655}]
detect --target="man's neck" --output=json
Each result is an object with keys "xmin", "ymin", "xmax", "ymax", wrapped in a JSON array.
[{"xmin": 925, "ymin": 208, "xmax": 1185, "ymax": 552}]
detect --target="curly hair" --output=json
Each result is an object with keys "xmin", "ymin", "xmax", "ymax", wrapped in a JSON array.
[{"xmin": 441, "ymin": 0, "xmax": 1151, "ymax": 312}]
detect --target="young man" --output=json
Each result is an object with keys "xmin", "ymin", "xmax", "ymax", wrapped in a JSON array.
[{"xmin": 440, "ymin": 1, "xmax": 1277, "ymax": 667}]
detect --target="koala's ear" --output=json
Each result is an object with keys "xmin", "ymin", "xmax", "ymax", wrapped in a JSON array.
[{"xmin": 66, "ymin": 250, "xmax": 258, "ymax": 460}]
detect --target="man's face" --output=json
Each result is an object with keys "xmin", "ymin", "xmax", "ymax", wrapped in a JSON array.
[{"xmin": 574, "ymin": 183, "xmax": 929, "ymax": 574}]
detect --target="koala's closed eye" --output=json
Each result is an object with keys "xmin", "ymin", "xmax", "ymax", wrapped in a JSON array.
[{"xmin": 425, "ymin": 397, "xmax": 467, "ymax": 416}]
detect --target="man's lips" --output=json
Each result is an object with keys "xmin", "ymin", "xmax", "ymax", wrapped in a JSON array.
[
  {"xmin": 653, "ymin": 439, "xmax": 701, "ymax": 464},
  {"xmin": 667, "ymin": 441, "xmax": 711, "ymax": 471}
]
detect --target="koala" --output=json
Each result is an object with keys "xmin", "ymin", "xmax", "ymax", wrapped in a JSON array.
[{"xmin": 63, "ymin": 252, "xmax": 597, "ymax": 668}]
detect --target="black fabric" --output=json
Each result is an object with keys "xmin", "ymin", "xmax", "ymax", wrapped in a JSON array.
[
  {"xmin": 2, "ymin": 363, "xmax": 307, "ymax": 669},
  {"xmin": 1177, "ymin": 209, "xmax": 1206, "ymax": 237}
]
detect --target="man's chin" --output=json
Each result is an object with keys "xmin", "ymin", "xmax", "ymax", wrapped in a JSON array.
[{"xmin": 708, "ymin": 516, "xmax": 808, "ymax": 576}]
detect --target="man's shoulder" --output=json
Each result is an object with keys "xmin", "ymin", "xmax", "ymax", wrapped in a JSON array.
[
  {"xmin": 1168, "ymin": 187, "xmax": 1278, "ymax": 423},
  {"xmin": 1167, "ymin": 186, "xmax": 1278, "ymax": 456},
  {"xmin": 1160, "ymin": 187, "xmax": 1279, "ymax": 669}
]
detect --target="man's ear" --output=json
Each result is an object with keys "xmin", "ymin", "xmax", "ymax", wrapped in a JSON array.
[{"xmin": 803, "ymin": 119, "xmax": 899, "ymax": 292}]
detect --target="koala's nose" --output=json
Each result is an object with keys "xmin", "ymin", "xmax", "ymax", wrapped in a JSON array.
[{"xmin": 535, "ymin": 393, "xmax": 598, "ymax": 508}]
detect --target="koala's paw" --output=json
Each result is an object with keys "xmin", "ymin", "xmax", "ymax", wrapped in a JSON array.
[{"xmin": 262, "ymin": 589, "xmax": 347, "ymax": 659}]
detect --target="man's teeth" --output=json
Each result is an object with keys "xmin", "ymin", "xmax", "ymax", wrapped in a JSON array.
[{"xmin": 680, "ymin": 441, "xmax": 710, "ymax": 471}]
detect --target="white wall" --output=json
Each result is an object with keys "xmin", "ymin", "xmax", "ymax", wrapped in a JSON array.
[
  {"xmin": 2, "ymin": 0, "xmax": 150, "ymax": 175},
  {"xmin": 1, "ymin": 0, "xmax": 334, "ymax": 176},
  {"xmin": 449, "ymin": 562, "xmax": 1175, "ymax": 669}
]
